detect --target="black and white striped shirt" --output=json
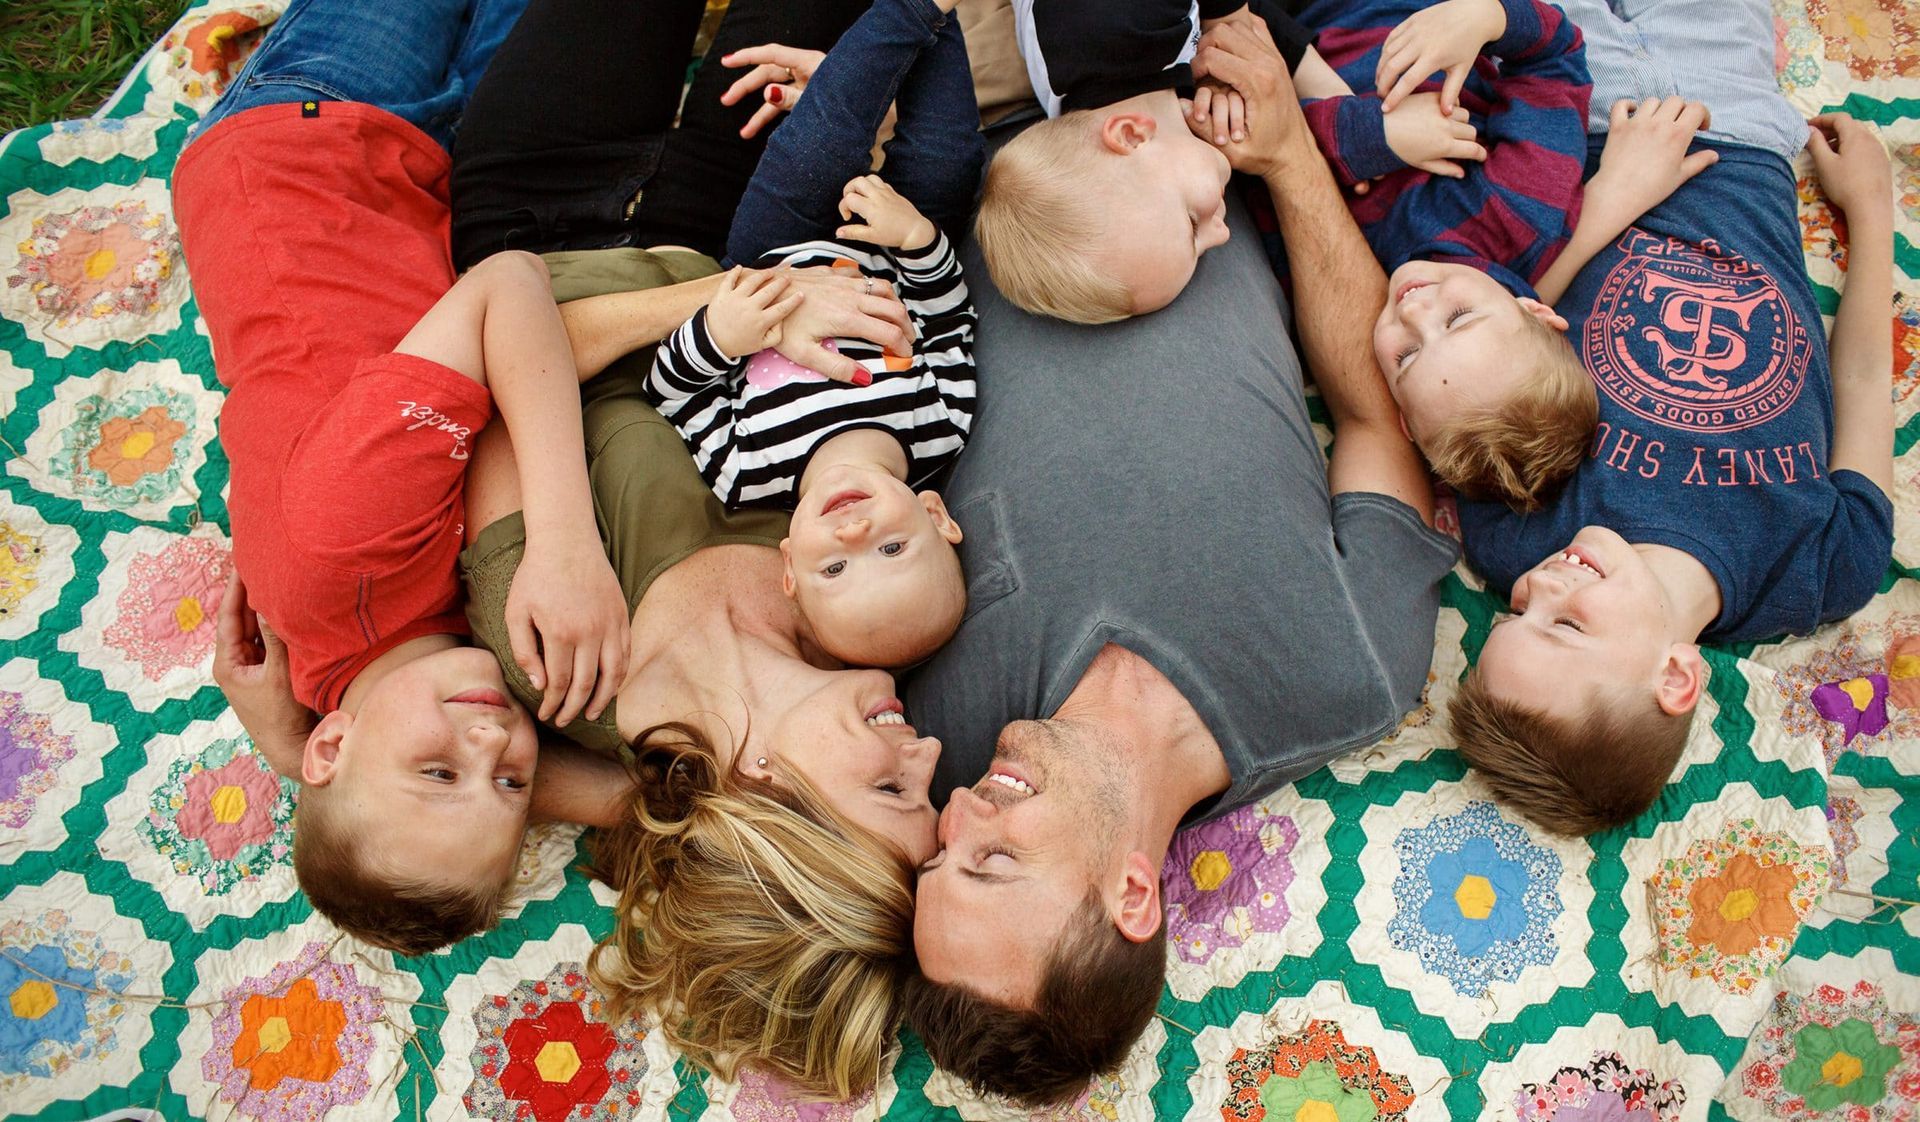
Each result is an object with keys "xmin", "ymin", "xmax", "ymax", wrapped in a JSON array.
[{"xmin": 647, "ymin": 235, "xmax": 975, "ymax": 508}]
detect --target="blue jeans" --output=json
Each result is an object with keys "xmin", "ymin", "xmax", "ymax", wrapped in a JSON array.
[
  {"xmin": 187, "ymin": 0, "xmax": 529, "ymax": 152},
  {"xmin": 725, "ymin": 0, "xmax": 986, "ymax": 265},
  {"xmin": 1554, "ymin": 0, "xmax": 1808, "ymax": 162}
]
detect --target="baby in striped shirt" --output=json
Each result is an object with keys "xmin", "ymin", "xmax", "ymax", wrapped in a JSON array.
[{"xmin": 645, "ymin": 0, "xmax": 983, "ymax": 669}]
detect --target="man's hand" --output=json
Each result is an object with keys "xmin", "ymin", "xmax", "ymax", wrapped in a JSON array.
[
  {"xmin": 706, "ymin": 267, "xmax": 803, "ymax": 358},
  {"xmin": 837, "ymin": 175, "xmax": 937, "ymax": 252},
  {"xmin": 1383, "ymin": 91, "xmax": 1485, "ymax": 178},
  {"xmin": 505, "ymin": 536, "xmax": 630, "ymax": 727},
  {"xmin": 773, "ymin": 265, "xmax": 915, "ymax": 384},
  {"xmin": 1375, "ymin": 0, "xmax": 1505, "ymax": 113},
  {"xmin": 1583, "ymin": 97, "xmax": 1718, "ymax": 235},
  {"xmin": 1192, "ymin": 18, "xmax": 1307, "ymax": 176},
  {"xmin": 1807, "ymin": 113, "xmax": 1893, "ymax": 219},
  {"xmin": 719, "ymin": 43, "xmax": 826, "ymax": 139},
  {"xmin": 212, "ymin": 569, "xmax": 314, "ymax": 779}
]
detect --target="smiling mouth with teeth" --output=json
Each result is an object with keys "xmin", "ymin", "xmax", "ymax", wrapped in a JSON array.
[
  {"xmin": 985, "ymin": 772, "xmax": 1034, "ymax": 796},
  {"xmin": 1558, "ymin": 551, "xmax": 1603, "ymax": 578},
  {"xmin": 866, "ymin": 711, "xmax": 908, "ymax": 727}
]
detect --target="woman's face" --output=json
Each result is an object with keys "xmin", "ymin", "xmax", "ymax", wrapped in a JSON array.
[{"xmin": 755, "ymin": 666, "xmax": 942, "ymax": 866}]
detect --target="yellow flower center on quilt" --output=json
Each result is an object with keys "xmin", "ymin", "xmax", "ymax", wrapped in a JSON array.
[
  {"xmin": 256, "ymin": 1014, "xmax": 292, "ymax": 1054},
  {"xmin": 535, "ymin": 1040, "xmax": 581, "ymax": 1083},
  {"xmin": 1454, "ymin": 874, "xmax": 1496, "ymax": 920},
  {"xmin": 211, "ymin": 784, "xmax": 248, "ymax": 824},
  {"xmin": 1839, "ymin": 677, "xmax": 1875, "ymax": 711},
  {"xmin": 120, "ymin": 431, "xmax": 156, "ymax": 460},
  {"xmin": 1822, "ymin": 1050, "xmax": 1864, "ymax": 1087},
  {"xmin": 1891, "ymin": 653, "xmax": 1920, "ymax": 681},
  {"xmin": 1719, "ymin": 886, "xmax": 1759, "ymax": 922},
  {"xmin": 84, "ymin": 248, "xmax": 118, "ymax": 280},
  {"xmin": 9, "ymin": 980, "xmax": 57, "ymax": 1020},
  {"xmin": 1190, "ymin": 850, "xmax": 1232, "ymax": 892},
  {"xmin": 175, "ymin": 595, "xmax": 205, "ymax": 632},
  {"xmin": 207, "ymin": 24, "xmax": 237, "ymax": 51},
  {"xmin": 1294, "ymin": 1101, "xmax": 1339, "ymax": 1122}
]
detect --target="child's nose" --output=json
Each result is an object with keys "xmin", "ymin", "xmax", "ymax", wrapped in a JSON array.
[{"xmin": 833, "ymin": 519, "xmax": 871, "ymax": 544}]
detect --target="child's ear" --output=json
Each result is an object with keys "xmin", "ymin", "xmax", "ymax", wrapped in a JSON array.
[
  {"xmin": 1110, "ymin": 851, "xmax": 1164, "ymax": 943},
  {"xmin": 1099, "ymin": 112, "xmax": 1158, "ymax": 154},
  {"xmin": 302, "ymin": 711, "xmax": 351, "ymax": 786},
  {"xmin": 919, "ymin": 491, "xmax": 964, "ymax": 544},
  {"xmin": 778, "ymin": 539, "xmax": 798, "ymax": 599},
  {"xmin": 1515, "ymin": 296, "xmax": 1569, "ymax": 332},
  {"xmin": 1653, "ymin": 643, "xmax": 1707, "ymax": 716}
]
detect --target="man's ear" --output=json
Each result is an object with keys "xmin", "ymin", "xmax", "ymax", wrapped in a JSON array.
[
  {"xmin": 1099, "ymin": 112, "xmax": 1158, "ymax": 155},
  {"xmin": 1111, "ymin": 851, "xmax": 1164, "ymax": 943},
  {"xmin": 1515, "ymin": 296, "xmax": 1569, "ymax": 332},
  {"xmin": 303, "ymin": 711, "xmax": 351, "ymax": 786},
  {"xmin": 779, "ymin": 538, "xmax": 797, "ymax": 599},
  {"xmin": 919, "ymin": 491, "xmax": 964, "ymax": 544},
  {"xmin": 1654, "ymin": 643, "xmax": 1707, "ymax": 717}
]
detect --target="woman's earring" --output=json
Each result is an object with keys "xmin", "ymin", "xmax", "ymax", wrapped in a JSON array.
[{"xmin": 756, "ymin": 757, "xmax": 768, "ymax": 768}]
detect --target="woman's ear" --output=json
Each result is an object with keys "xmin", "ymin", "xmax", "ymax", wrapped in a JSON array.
[{"xmin": 303, "ymin": 711, "xmax": 351, "ymax": 786}]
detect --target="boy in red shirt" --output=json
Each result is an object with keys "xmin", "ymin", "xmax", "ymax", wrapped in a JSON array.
[{"xmin": 174, "ymin": 0, "xmax": 628, "ymax": 954}]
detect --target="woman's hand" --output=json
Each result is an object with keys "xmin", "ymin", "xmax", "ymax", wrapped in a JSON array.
[
  {"xmin": 505, "ymin": 535, "xmax": 630, "ymax": 727},
  {"xmin": 212, "ymin": 568, "xmax": 314, "ymax": 779},
  {"xmin": 720, "ymin": 43, "xmax": 826, "ymax": 139},
  {"xmin": 774, "ymin": 266, "xmax": 916, "ymax": 383}
]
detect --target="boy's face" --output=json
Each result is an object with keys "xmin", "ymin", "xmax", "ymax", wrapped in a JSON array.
[
  {"xmin": 308, "ymin": 646, "xmax": 538, "ymax": 886},
  {"xmin": 1096, "ymin": 129, "xmax": 1234, "ymax": 315},
  {"xmin": 784, "ymin": 464, "xmax": 966, "ymax": 664},
  {"xmin": 1475, "ymin": 526, "xmax": 1672, "ymax": 720},
  {"xmin": 1373, "ymin": 261, "xmax": 1562, "ymax": 443}
]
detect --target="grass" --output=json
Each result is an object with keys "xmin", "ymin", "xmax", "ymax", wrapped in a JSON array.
[{"xmin": 0, "ymin": 0, "xmax": 193, "ymax": 136}]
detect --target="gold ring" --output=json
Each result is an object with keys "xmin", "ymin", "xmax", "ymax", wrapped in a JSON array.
[{"xmin": 864, "ymin": 277, "xmax": 875, "ymax": 293}]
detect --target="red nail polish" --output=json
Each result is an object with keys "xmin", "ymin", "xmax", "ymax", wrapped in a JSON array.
[
  {"xmin": 769, "ymin": 86, "xmax": 783, "ymax": 104},
  {"xmin": 853, "ymin": 370, "xmax": 873, "ymax": 387}
]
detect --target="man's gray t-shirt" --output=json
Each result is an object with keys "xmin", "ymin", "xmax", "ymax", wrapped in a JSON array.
[{"xmin": 902, "ymin": 190, "xmax": 1459, "ymax": 820}]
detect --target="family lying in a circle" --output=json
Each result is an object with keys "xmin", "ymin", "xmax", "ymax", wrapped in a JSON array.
[{"xmin": 178, "ymin": 0, "xmax": 1894, "ymax": 1105}]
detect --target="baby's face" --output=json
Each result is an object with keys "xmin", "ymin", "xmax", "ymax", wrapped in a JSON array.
[
  {"xmin": 1374, "ymin": 261, "xmax": 1539, "ymax": 444},
  {"xmin": 786, "ymin": 465, "xmax": 965, "ymax": 666},
  {"xmin": 1475, "ymin": 526, "xmax": 1671, "ymax": 720},
  {"xmin": 1097, "ymin": 132, "xmax": 1234, "ymax": 315}
]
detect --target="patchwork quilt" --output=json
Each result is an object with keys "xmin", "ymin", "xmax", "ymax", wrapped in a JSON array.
[{"xmin": 0, "ymin": 1, "xmax": 1916, "ymax": 1119}]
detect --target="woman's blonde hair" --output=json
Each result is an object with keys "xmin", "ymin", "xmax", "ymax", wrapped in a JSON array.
[{"xmin": 587, "ymin": 722, "xmax": 913, "ymax": 1100}]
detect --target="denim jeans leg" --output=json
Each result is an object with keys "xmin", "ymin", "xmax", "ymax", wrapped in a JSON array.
[
  {"xmin": 725, "ymin": 0, "xmax": 953, "ymax": 265},
  {"xmin": 873, "ymin": 13, "xmax": 985, "ymax": 238},
  {"xmin": 188, "ymin": 0, "xmax": 485, "ymax": 151}
]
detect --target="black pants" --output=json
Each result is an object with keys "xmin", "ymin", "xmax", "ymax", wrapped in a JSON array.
[{"xmin": 450, "ymin": 0, "xmax": 869, "ymax": 270}]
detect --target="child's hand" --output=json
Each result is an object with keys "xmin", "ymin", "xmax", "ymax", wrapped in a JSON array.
[
  {"xmin": 837, "ymin": 175, "xmax": 937, "ymax": 252},
  {"xmin": 1382, "ymin": 91, "xmax": 1485, "ymax": 178},
  {"xmin": 1375, "ymin": 0, "xmax": 1506, "ymax": 113},
  {"xmin": 1584, "ymin": 97, "xmax": 1718, "ymax": 235},
  {"xmin": 1807, "ymin": 114, "xmax": 1893, "ymax": 221},
  {"xmin": 507, "ymin": 536, "xmax": 630, "ymax": 727},
  {"xmin": 719, "ymin": 43, "xmax": 826, "ymax": 139},
  {"xmin": 1186, "ymin": 81, "xmax": 1249, "ymax": 146},
  {"xmin": 707, "ymin": 267, "xmax": 804, "ymax": 358},
  {"xmin": 212, "ymin": 568, "xmax": 313, "ymax": 779}
]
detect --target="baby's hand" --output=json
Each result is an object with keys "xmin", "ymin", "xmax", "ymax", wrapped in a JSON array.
[
  {"xmin": 1382, "ymin": 91, "xmax": 1485, "ymax": 178},
  {"xmin": 1807, "ymin": 114, "xmax": 1893, "ymax": 220},
  {"xmin": 1375, "ymin": 0, "xmax": 1505, "ymax": 113},
  {"xmin": 1186, "ymin": 80, "xmax": 1248, "ymax": 146},
  {"xmin": 707, "ymin": 267, "xmax": 803, "ymax": 358},
  {"xmin": 837, "ymin": 175, "xmax": 937, "ymax": 252},
  {"xmin": 1585, "ymin": 97, "xmax": 1718, "ymax": 234}
]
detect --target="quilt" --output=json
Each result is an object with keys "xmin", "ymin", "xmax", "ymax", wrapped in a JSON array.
[{"xmin": 0, "ymin": 1, "xmax": 1915, "ymax": 1119}]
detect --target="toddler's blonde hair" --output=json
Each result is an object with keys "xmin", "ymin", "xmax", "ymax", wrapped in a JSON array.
[{"xmin": 974, "ymin": 111, "xmax": 1132, "ymax": 324}]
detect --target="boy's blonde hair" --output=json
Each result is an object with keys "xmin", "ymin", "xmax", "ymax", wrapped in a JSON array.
[
  {"xmin": 1424, "ymin": 317, "xmax": 1596, "ymax": 511},
  {"xmin": 974, "ymin": 111, "xmax": 1132, "ymax": 324},
  {"xmin": 588, "ymin": 723, "xmax": 913, "ymax": 1100},
  {"xmin": 293, "ymin": 791, "xmax": 510, "ymax": 956},
  {"xmin": 1448, "ymin": 670, "xmax": 1692, "ymax": 837}
]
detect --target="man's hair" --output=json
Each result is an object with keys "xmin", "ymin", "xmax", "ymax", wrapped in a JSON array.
[
  {"xmin": 293, "ymin": 793, "xmax": 508, "ymax": 956},
  {"xmin": 973, "ymin": 111, "xmax": 1132, "ymax": 324},
  {"xmin": 1423, "ymin": 316, "xmax": 1596, "ymax": 512},
  {"xmin": 587, "ymin": 723, "xmax": 913, "ymax": 1101},
  {"xmin": 900, "ymin": 890, "xmax": 1166, "ymax": 1107},
  {"xmin": 1448, "ymin": 669, "xmax": 1693, "ymax": 836}
]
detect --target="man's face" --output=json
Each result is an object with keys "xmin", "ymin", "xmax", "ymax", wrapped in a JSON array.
[
  {"xmin": 1476, "ymin": 525, "xmax": 1672, "ymax": 718},
  {"xmin": 911, "ymin": 719, "xmax": 1125, "ymax": 1006}
]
